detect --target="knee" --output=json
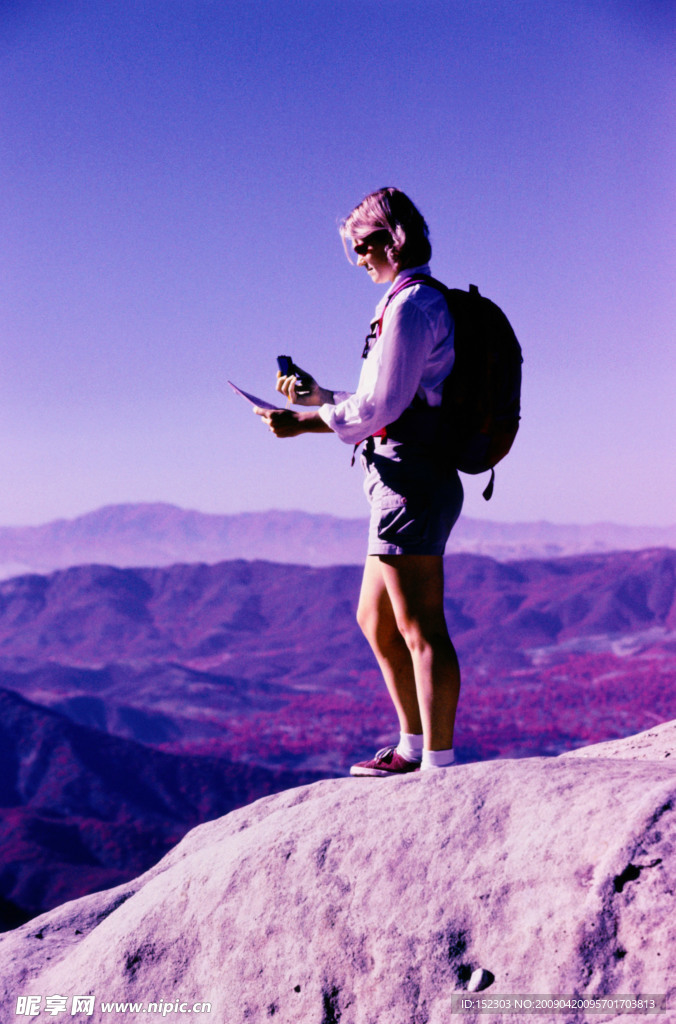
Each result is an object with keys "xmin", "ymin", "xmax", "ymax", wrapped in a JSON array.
[
  {"xmin": 356, "ymin": 601, "xmax": 378, "ymax": 643},
  {"xmin": 396, "ymin": 621, "xmax": 426, "ymax": 654},
  {"xmin": 356, "ymin": 602, "xmax": 400, "ymax": 650},
  {"xmin": 396, "ymin": 616, "xmax": 450, "ymax": 655}
]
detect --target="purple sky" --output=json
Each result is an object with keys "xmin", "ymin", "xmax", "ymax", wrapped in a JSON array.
[{"xmin": 2, "ymin": 0, "xmax": 674, "ymax": 528}]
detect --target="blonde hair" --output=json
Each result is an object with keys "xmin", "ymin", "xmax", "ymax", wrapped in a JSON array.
[{"xmin": 340, "ymin": 187, "xmax": 432, "ymax": 269}]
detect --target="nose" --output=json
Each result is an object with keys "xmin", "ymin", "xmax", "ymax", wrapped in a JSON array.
[{"xmin": 356, "ymin": 253, "xmax": 368, "ymax": 266}]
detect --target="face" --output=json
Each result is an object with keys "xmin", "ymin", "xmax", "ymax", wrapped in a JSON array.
[{"xmin": 352, "ymin": 230, "xmax": 398, "ymax": 284}]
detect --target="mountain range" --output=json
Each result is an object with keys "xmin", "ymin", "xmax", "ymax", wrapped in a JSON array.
[
  {"xmin": 0, "ymin": 538, "xmax": 675, "ymax": 931},
  {"xmin": 0, "ymin": 547, "xmax": 675, "ymax": 929},
  {"xmin": 0, "ymin": 502, "xmax": 674, "ymax": 578},
  {"xmin": 1, "ymin": 548, "xmax": 674, "ymax": 765}
]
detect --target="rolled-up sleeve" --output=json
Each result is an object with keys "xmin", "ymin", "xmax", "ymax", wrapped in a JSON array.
[{"xmin": 319, "ymin": 298, "xmax": 440, "ymax": 445}]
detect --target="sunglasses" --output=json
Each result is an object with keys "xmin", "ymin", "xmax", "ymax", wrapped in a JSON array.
[{"xmin": 352, "ymin": 229, "xmax": 391, "ymax": 256}]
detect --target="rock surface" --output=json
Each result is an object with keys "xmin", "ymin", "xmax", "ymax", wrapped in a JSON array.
[
  {"xmin": 1, "ymin": 722, "xmax": 675, "ymax": 1024},
  {"xmin": 562, "ymin": 716, "xmax": 676, "ymax": 764}
]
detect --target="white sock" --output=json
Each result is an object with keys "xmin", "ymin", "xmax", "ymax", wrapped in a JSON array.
[
  {"xmin": 396, "ymin": 731, "xmax": 424, "ymax": 763},
  {"xmin": 421, "ymin": 748, "xmax": 456, "ymax": 770}
]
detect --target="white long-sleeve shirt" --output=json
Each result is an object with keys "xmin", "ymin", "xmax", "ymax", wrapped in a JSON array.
[{"xmin": 318, "ymin": 265, "xmax": 455, "ymax": 445}]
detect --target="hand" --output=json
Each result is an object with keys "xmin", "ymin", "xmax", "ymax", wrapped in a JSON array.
[
  {"xmin": 275, "ymin": 366, "xmax": 324, "ymax": 406},
  {"xmin": 253, "ymin": 406, "xmax": 333, "ymax": 437},
  {"xmin": 253, "ymin": 406, "xmax": 305, "ymax": 437}
]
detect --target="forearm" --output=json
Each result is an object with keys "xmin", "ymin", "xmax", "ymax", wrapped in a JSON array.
[
  {"xmin": 297, "ymin": 410, "xmax": 334, "ymax": 433},
  {"xmin": 316, "ymin": 386, "xmax": 336, "ymax": 405},
  {"xmin": 291, "ymin": 384, "xmax": 336, "ymax": 407},
  {"xmin": 254, "ymin": 405, "xmax": 333, "ymax": 437}
]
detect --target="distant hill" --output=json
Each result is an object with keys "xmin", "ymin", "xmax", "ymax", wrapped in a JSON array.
[
  {"xmin": 0, "ymin": 547, "xmax": 675, "ymax": 927},
  {"xmin": 0, "ymin": 686, "xmax": 323, "ymax": 931},
  {"xmin": 1, "ymin": 549, "xmax": 674, "ymax": 767},
  {"xmin": 0, "ymin": 504, "xmax": 674, "ymax": 578}
]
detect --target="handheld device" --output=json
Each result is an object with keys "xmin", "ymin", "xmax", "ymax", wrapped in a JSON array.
[
  {"xmin": 277, "ymin": 355, "xmax": 294, "ymax": 377},
  {"xmin": 276, "ymin": 355, "xmax": 311, "ymax": 396}
]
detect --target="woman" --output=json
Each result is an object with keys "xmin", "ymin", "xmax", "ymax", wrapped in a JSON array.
[{"xmin": 254, "ymin": 187, "xmax": 463, "ymax": 775}]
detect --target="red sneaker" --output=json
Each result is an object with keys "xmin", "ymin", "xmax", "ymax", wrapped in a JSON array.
[{"xmin": 350, "ymin": 745, "xmax": 421, "ymax": 777}]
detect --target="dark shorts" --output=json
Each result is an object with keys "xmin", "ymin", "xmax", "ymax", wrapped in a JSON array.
[{"xmin": 361, "ymin": 439, "xmax": 464, "ymax": 556}]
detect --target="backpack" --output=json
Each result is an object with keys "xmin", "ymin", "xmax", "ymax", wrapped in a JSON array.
[{"xmin": 375, "ymin": 275, "xmax": 523, "ymax": 500}]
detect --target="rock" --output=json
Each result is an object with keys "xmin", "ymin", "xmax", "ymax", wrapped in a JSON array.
[
  {"xmin": 561, "ymin": 716, "xmax": 676, "ymax": 763},
  {"xmin": 1, "ymin": 722, "xmax": 675, "ymax": 1024},
  {"xmin": 468, "ymin": 967, "xmax": 495, "ymax": 992}
]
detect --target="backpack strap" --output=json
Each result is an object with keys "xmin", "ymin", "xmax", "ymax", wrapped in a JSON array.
[
  {"xmin": 371, "ymin": 275, "xmax": 448, "ymax": 343},
  {"xmin": 350, "ymin": 275, "xmax": 450, "ymax": 464},
  {"xmin": 368, "ymin": 275, "xmax": 449, "ymax": 442}
]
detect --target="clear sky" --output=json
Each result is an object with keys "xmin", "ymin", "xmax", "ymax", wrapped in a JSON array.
[{"xmin": 1, "ymin": 0, "xmax": 674, "ymax": 528}]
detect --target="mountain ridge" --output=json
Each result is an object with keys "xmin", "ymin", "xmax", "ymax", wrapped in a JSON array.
[
  {"xmin": 0, "ymin": 502, "xmax": 674, "ymax": 578},
  {"xmin": 0, "ymin": 548, "xmax": 675, "ymax": 930},
  {"xmin": 0, "ymin": 686, "xmax": 324, "ymax": 930},
  {"xmin": 1, "ymin": 548, "xmax": 674, "ymax": 770}
]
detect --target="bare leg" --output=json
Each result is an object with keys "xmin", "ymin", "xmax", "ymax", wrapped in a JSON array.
[
  {"xmin": 378, "ymin": 555, "xmax": 460, "ymax": 751},
  {"xmin": 356, "ymin": 556, "xmax": 423, "ymax": 735}
]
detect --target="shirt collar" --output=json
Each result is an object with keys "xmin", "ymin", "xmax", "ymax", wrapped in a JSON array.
[
  {"xmin": 375, "ymin": 264, "xmax": 432, "ymax": 315},
  {"xmin": 392, "ymin": 263, "xmax": 431, "ymax": 285}
]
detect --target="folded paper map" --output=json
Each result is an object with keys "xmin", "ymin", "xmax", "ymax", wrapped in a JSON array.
[{"xmin": 227, "ymin": 381, "xmax": 280, "ymax": 411}]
